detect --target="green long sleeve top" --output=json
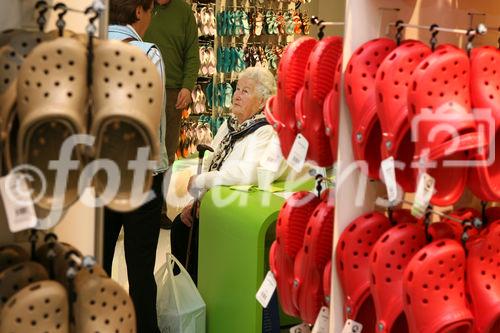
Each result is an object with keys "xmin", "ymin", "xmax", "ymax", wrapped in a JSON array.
[{"xmin": 144, "ymin": 0, "xmax": 200, "ymax": 91}]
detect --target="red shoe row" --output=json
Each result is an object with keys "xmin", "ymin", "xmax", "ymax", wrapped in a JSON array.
[
  {"xmin": 336, "ymin": 208, "xmax": 500, "ymax": 333},
  {"xmin": 265, "ymin": 36, "xmax": 343, "ymax": 167},
  {"xmin": 345, "ymin": 38, "xmax": 500, "ymax": 205},
  {"xmin": 269, "ymin": 190, "xmax": 334, "ymax": 324}
]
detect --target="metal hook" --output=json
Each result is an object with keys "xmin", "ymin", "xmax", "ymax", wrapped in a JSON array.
[
  {"xmin": 395, "ymin": 19, "xmax": 405, "ymax": 46},
  {"xmin": 497, "ymin": 27, "xmax": 500, "ymax": 50},
  {"xmin": 466, "ymin": 28, "xmax": 476, "ymax": 56},
  {"xmin": 54, "ymin": 3, "xmax": 68, "ymax": 37},
  {"xmin": 430, "ymin": 23, "xmax": 439, "ymax": 51},
  {"xmin": 35, "ymin": 1, "xmax": 49, "ymax": 32},
  {"xmin": 311, "ymin": 16, "xmax": 326, "ymax": 40}
]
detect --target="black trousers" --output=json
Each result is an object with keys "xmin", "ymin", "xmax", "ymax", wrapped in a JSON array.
[
  {"xmin": 103, "ymin": 174, "xmax": 164, "ymax": 333},
  {"xmin": 170, "ymin": 212, "xmax": 199, "ymax": 284}
]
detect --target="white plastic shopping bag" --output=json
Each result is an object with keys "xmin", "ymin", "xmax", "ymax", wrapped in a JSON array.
[{"xmin": 155, "ymin": 253, "xmax": 206, "ymax": 333}]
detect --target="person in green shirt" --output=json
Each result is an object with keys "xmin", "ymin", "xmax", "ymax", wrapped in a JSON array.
[{"xmin": 145, "ymin": 0, "xmax": 200, "ymax": 166}]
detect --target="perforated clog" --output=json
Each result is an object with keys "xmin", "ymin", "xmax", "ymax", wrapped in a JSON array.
[
  {"xmin": 467, "ymin": 221, "xmax": 500, "ymax": 333},
  {"xmin": 292, "ymin": 197, "xmax": 334, "ymax": 323},
  {"xmin": 295, "ymin": 36, "xmax": 343, "ymax": 167},
  {"xmin": 323, "ymin": 56, "xmax": 342, "ymax": 164},
  {"xmin": 403, "ymin": 240, "xmax": 473, "ymax": 333},
  {"xmin": 91, "ymin": 40, "xmax": 163, "ymax": 212},
  {"xmin": 269, "ymin": 191, "xmax": 321, "ymax": 317},
  {"xmin": 323, "ymin": 260, "xmax": 332, "ymax": 306},
  {"xmin": 0, "ymin": 280, "xmax": 69, "ymax": 333},
  {"xmin": 264, "ymin": 37, "xmax": 317, "ymax": 158},
  {"xmin": 369, "ymin": 223, "xmax": 427, "ymax": 333},
  {"xmin": 408, "ymin": 46, "xmax": 484, "ymax": 206},
  {"xmin": 468, "ymin": 46, "xmax": 500, "ymax": 201},
  {"xmin": 375, "ymin": 41, "xmax": 431, "ymax": 191},
  {"xmin": 336, "ymin": 211, "xmax": 393, "ymax": 330},
  {"xmin": 17, "ymin": 37, "xmax": 88, "ymax": 213},
  {"xmin": 345, "ymin": 38, "xmax": 396, "ymax": 179}
]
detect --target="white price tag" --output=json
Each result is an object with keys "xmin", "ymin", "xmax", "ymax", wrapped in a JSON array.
[
  {"xmin": 0, "ymin": 173, "xmax": 37, "ymax": 233},
  {"xmin": 261, "ymin": 136, "xmax": 283, "ymax": 173},
  {"xmin": 341, "ymin": 319, "xmax": 363, "ymax": 333},
  {"xmin": 287, "ymin": 134, "xmax": 309, "ymax": 172},
  {"xmin": 256, "ymin": 271, "xmax": 277, "ymax": 308},
  {"xmin": 381, "ymin": 157, "xmax": 397, "ymax": 203},
  {"xmin": 311, "ymin": 306, "xmax": 329, "ymax": 333},
  {"xmin": 411, "ymin": 172, "xmax": 435, "ymax": 218},
  {"xmin": 290, "ymin": 323, "xmax": 311, "ymax": 333}
]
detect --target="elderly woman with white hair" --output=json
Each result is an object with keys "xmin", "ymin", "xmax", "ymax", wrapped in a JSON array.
[{"xmin": 171, "ymin": 66, "xmax": 287, "ymax": 282}]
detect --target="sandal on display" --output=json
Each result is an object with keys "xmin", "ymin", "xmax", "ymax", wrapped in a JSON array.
[
  {"xmin": 336, "ymin": 212, "xmax": 393, "ymax": 330},
  {"xmin": 344, "ymin": 38, "xmax": 396, "ymax": 179},
  {"xmin": 91, "ymin": 40, "xmax": 162, "ymax": 212},
  {"xmin": 208, "ymin": 7, "xmax": 217, "ymax": 36},
  {"xmin": 403, "ymin": 240, "xmax": 473, "ymax": 333},
  {"xmin": 369, "ymin": 223, "xmax": 427, "ymax": 333},
  {"xmin": 269, "ymin": 191, "xmax": 321, "ymax": 317},
  {"xmin": 0, "ymin": 261, "xmax": 49, "ymax": 311},
  {"xmin": 301, "ymin": 13, "xmax": 311, "ymax": 35},
  {"xmin": 408, "ymin": 46, "xmax": 484, "ymax": 206},
  {"xmin": 375, "ymin": 41, "xmax": 431, "ymax": 192},
  {"xmin": 292, "ymin": 195, "xmax": 334, "ymax": 324},
  {"xmin": 296, "ymin": 36, "xmax": 343, "ymax": 167},
  {"xmin": 468, "ymin": 46, "xmax": 500, "ymax": 201},
  {"xmin": 264, "ymin": 37, "xmax": 317, "ymax": 159},
  {"xmin": 72, "ymin": 265, "xmax": 136, "ymax": 333},
  {"xmin": 293, "ymin": 13, "xmax": 303, "ymax": 35},
  {"xmin": 17, "ymin": 37, "xmax": 88, "ymax": 213},
  {"xmin": 323, "ymin": 56, "xmax": 342, "ymax": 164},
  {"xmin": 467, "ymin": 221, "xmax": 500, "ymax": 333},
  {"xmin": 255, "ymin": 11, "xmax": 264, "ymax": 36},
  {"xmin": 0, "ymin": 280, "xmax": 69, "ymax": 333},
  {"xmin": 0, "ymin": 244, "xmax": 29, "ymax": 272}
]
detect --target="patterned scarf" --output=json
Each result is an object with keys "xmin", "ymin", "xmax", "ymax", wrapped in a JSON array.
[{"xmin": 208, "ymin": 111, "xmax": 269, "ymax": 171}]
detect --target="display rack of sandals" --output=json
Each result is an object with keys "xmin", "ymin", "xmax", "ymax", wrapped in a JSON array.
[
  {"xmin": 176, "ymin": 0, "xmax": 216, "ymax": 159},
  {"xmin": 209, "ymin": 0, "xmax": 313, "ymax": 119},
  {"xmin": 0, "ymin": 1, "xmax": 143, "ymax": 332}
]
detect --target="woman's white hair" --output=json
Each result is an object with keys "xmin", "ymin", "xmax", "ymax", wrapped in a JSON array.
[{"xmin": 238, "ymin": 66, "xmax": 277, "ymax": 102}]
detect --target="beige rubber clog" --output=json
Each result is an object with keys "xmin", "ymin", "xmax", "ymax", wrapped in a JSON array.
[
  {"xmin": 91, "ymin": 40, "xmax": 162, "ymax": 212},
  {"xmin": 0, "ymin": 261, "xmax": 48, "ymax": 311},
  {"xmin": 0, "ymin": 244, "xmax": 29, "ymax": 272},
  {"xmin": 17, "ymin": 37, "xmax": 88, "ymax": 213},
  {"xmin": 72, "ymin": 267, "xmax": 136, "ymax": 333},
  {"xmin": 0, "ymin": 280, "xmax": 69, "ymax": 333}
]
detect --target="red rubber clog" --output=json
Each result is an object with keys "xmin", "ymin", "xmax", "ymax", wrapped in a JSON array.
[
  {"xmin": 403, "ymin": 240, "xmax": 473, "ymax": 333},
  {"xmin": 323, "ymin": 56, "xmax": 342, "ymax": 164},
  {"xmin": 468, "ymin": 46, "xmax": 500, "ymax": 201},
  {"xmin": 323, "ymin": 260, "xmax": 332, "ymax": 307},
  {"xmin": 467, "ymin": 221, "xmax": 500, "ymax": 333},
  {"xmin": 265, "ymin": 38, "xmax": 317, "ymax": 158},
  {"xmin": 296, "ymin": 36, "xmax": 343, "ymax": 167},
  {"xmin": 370, "ymin": 223, "xmax": 427, "ymax": 333},
  {"xmin": 408, "ymin": 46, "xmax": 484, "ymax": 206},
  {"xmin": 336, "ymin": 211, "xmax": 393, "ymax": 332},
  {"xmin": 344, "ymin": 38, "xmax": 396, "ymax": 179},
  {"xmin": 269, "ymin": 191, "xmax": 321, "ymax": 317},
  {"xmin": 376, "ymin": 41, "xmax": 432, "ymax": 192},
  {"xmin": 292, "ymin": 197, "xmax": 334, "ymax": 324}
]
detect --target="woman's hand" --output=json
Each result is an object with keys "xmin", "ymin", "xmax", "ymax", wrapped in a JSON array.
[
  {"xmin": 187, "ymin": 175, "xmax": 201, "ymax": 198},
  {"xmin": 176, "ymin": 88, "xmax": 192, "ymax": 110},
  {"xmin": 180, "ymin": 202, "xmax": 195, "ymax": 227}
]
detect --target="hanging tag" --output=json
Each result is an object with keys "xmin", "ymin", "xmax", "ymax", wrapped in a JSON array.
[
  {"xmin": 381, "ymin": 157, "xmax": 397, "ymax": 204},
  {"xmin": 256, "ymin": 270, "xmax": 277, "ymax": 308},
  {"xmin": 290, "ymin": 323, "xmax": 312, "ymax": 333},
  {"xmin": 411, "ymin": 172, "xmax": 435, "ymax": 218},
  {"xmin": 311, "ymin": 306, "xmax": 330, "ymax": 333},
  {"xmin": 341, "ymin": 319, "xmax": 363, "ymax": 333},
  {"xmin": 262, "ymin": 136, "xmax": 283, "ymax": 173},
  {"xmin": 0, "ymin": 173, "xmax": 37, "ymax": 233},
  {"xmin": 287, "ymin": 134, "xmax": 309, "ymax": 172}
]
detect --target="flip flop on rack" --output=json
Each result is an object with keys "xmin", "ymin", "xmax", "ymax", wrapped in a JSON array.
[
  {"xmin": 344, "ymin": 38, "xmax": 396, "ymax": 179},
  {"xmin": 91, "ymin": 40, "xmax": 163, "ymax": 212}
]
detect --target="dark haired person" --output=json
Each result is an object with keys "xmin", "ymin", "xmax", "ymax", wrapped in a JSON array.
[{"xmin": 105, "ymin": 1, "xmax": 168, "ymax": 332}]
